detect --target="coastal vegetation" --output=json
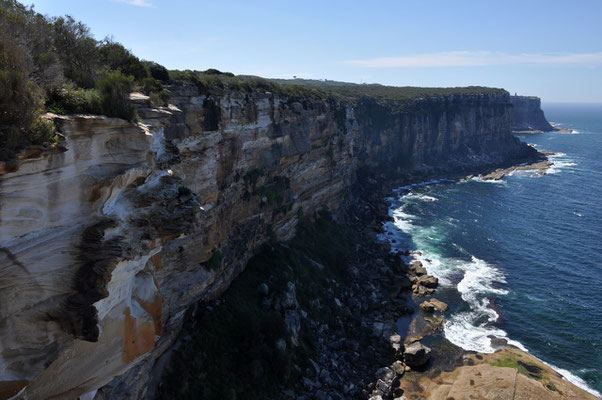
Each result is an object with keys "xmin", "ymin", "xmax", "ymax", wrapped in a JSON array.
[
  {"xmin": 159, "ymin": 212, "xmax": 355, "ymax": 399},
  {"xmin": 0, "ymin": 0, "xmax": 509, "ymax": 161},
  {"xmin": 0, "ymin": 0, "xmax": 168, "ymax": 159}
]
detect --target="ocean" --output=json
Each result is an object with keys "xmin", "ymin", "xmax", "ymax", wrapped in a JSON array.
[{"xmin": 382, "ymin": 103, "xmax": 602, "ymax": 397}]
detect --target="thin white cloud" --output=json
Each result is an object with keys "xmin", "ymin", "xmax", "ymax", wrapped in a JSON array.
[
  {"xmin": 113, "ymin": 0, "xmax": 155, "ymax": 8},
  {"xmin": 347, "ymin": 51, "xmax": 602, "ymax": 68}
]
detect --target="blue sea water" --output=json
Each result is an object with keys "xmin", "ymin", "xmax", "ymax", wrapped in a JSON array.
[{"xmin": 383, "ymin": 103, "xmax": 602, "ymax": 397}]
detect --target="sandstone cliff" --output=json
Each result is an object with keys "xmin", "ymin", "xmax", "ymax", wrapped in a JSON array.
[
  {"xmin": 0, "ymin": 86, "xmax": 536, "ymax": 399},
  {"xmin": 510, "ymin": 95, "xmax": 554, "ymax": 132}
]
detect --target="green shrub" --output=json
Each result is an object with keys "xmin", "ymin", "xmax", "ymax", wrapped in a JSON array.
[
  {"xmin": 139, "ymin": 76, "xmax": 169, "ymax": 106},
  {"xmin": 0, "ymin": 35, "xmax": 54, "ymax": 159},
  {"xmin": 96, "ymin": 71, "xmax": 136, "ymax": 121},
  {"xmin": 98, "ymin": 40, "xmax": 147, "ymax": 80},
  {"xmin": 46, "ymin": 84, "xmax": 101, "ymax": 115},
  {"xmin": 159, "ymin": 212, "xmax": 355, "ymax": 399},
  {"xmin": 147, "ymin": 61, "xmax": 169, "ymax": 81},
  {"xmin": 139, "ymin": 76, "xmax": 162, "ymax": 94},
  {"xmin": 26, "ymin": 116, "xmax": 55, "ymax": 145}
]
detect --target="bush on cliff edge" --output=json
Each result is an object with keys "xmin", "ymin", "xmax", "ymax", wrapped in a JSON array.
[
  {"xmin": 97, "ymin": 71, "xmax": 136, "ymax": 121},
  {"xmin": 0, "ymin": 36, "xmax": 54, "ymax": 160}
]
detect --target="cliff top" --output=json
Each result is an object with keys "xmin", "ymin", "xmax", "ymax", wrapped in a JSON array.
[
  {"xmin": 0, "ymin": 0, "xmax": 507, "ymax": 161},
  {"xmin": 271, "ymin": 77, "xmax": 506, "ymax": 99},
  {"xmin": 169, "ymin": 70, "xmax": 508, "ymax": 113},
  {"xmin": 510, "ymin": 95, "xmax": 541, "ymax": 100}
]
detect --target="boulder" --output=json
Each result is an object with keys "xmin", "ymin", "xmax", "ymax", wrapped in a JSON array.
[
  {"xmin": 257, "ymin": 283, "xmax": 269, "ymax": 296},
  {"xmin": 429, "ymin": 298, "xmax": 449, "ymax": 312},
  {"xmin": 375, "ymin": 367, "xmax": 395, "ymax": 384},
  {"xmin": 391, "ymin": 360, "xmax": 405, "ymax": 377},
  {"xmin": 419, "ymin": 301, "xmax": 435, "ymax": 313},
  {"xmin": 375, "ymin": 379, "xmax": 392, "ymax": 397},
  {"xmin": 373, "ymin": 322, "xmax": 385, "ymax": 337},
  {"xmin": 389, "ymin": 334, "xmax": 402, "ymax": 344},
  {"xmin": 281, "ymin": 281, "xmax": 299, "ymax": 309},
  {"xmin": 414, "ymin": 267, "xmax": 428, "ymax": 276},
  {"xmin": 417, "ymin": 275, "xmax": 438, "ymax": 288},
  {"xmin": 284, "ymin": 310, "xmax": 301, "ymax": 346},
  {"xmin": 404, "ymin": 342, "xmax": 431, "ymax": 368},
  {"xmin": 415, "ymin": 286, "xmax": 429, "ymax": 296},
  {"xmin": 398, "ymin": 276, "xmax": 412, "ymax": 290}
]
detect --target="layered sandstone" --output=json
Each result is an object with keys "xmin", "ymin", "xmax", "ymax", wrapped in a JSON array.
[{"xmin": 0, "ymin": 86, "xmax": 536, "ymax": 399}]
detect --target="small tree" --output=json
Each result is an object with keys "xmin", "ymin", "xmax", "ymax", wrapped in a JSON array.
[
  {"xmin": 98, "ymin": 39, "xmax": 147, "ymax": 80},
  {"xmin": 52, "ymin": 15, "xmax": 98, "ymax": 88},
  {"xmin": 0, "ymin": 36, "xmax": 54, "ymax": 160},
  {"xmin": 97, "ymin": 71, "xmax": 136, "ymax": 121}
]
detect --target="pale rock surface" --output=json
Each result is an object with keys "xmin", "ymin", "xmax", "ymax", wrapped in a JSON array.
[{"xmin": 0, "ymin": 87, "xmax": 538, "ymax": 399}]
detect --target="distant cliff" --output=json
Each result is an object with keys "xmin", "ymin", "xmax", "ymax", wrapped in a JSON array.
[
  {"xmin": 510, "ymin": 95, "xmax": 554, "ymax": 132},
  {"xmin": 0, "ymin": 86, "xmax": 538, "ymax": 399}
]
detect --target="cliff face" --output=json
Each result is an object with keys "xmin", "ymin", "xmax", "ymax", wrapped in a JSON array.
[
  {"xmin": 510, "ymin": 95, "xmax": 554, "ymax": 132},
  {"xmin": 0, "ymin": 87, "xmax": 535, "ymax": 399},
  {"xmin": 357, "ymin": 93, "xmax": 534, "ymax": 175}
]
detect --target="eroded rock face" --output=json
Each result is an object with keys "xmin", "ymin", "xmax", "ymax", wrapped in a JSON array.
[
  {"xmin": 355, "ymin": 93, "xmax": 537, "ymax": 175},
  {"xmin": 510, "ymin": 95, "xmax": 554, "ymax": 132},
  {"xmin": 0, "ymin": 86, "xmax": 536, "ymax": 399}
]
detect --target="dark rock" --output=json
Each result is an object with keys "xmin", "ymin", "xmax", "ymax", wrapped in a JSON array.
[
  {"xmin": 428, "ymin": 298, "xmax": 448, "ymax": 312},
  {"xmin": 404, "ymin": 342, "xmax": 431, "ymax": 368},
  {"xmin": 417, "ymin": 275, "xmax": 438, "ymax": 288},
  {"xmin": 419, "ymin": 301, "xmax": 435, "ymax": 313},
  {"xmin": 257, "ymin": 283, "xmax": 269, "ymax": 296},
  {"xmin": 391, "ymin": 361, "xmax": 405, "ymax": 377}
]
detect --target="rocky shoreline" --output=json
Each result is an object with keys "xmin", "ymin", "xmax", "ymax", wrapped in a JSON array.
[
  {"xmin": 471, "ymin": 150, "xmax": 555, "ymax": 181},
  {"xmin": 148, "ymin": 149, "xmax": 601, "ymax": 400},
  {"xmin": 353, "ymin": 156, "xmax": 599, "ymax": 400},
  {"xmin": 512, "ymin": 123, "xmax": 574, "ymax": 134}
]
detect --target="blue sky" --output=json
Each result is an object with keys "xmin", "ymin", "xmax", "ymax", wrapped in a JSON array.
[{"xmin": 29, "ymin": 0, "xmax": 602, "ymax": 102}]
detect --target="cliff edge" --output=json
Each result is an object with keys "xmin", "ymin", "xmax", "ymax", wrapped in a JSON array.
[
  {"xmin": 510, "ymin": 95, "xmax": 554, "ymax": 132},
  {"xmin": 0, "ymin": 84, "xmax": 539, "ymax": 399}
]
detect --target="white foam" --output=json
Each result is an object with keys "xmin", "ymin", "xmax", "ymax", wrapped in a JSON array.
[
  {"xmin": 383, "ymin": 178, "xmax": 602, "ymax": 399},
  {"xmin": 420, "ymin": 195, "xmax": 438, "ymax": 202},
  {"xmin": 547, "ymin": 153, "xmax": 578, "ymax": 174},
  {"xmin": 541, "ymin": 360, "xmax": 602, "ymax": 398},
  {"xmin": 385, "ymin": 183, "xmax": 525, "ymax": 354},
  {"xmin": 443, "ymin": 256, "xmax": 516, "ymax": 353},
  {"xmin": 471, "ymin": 176, "xmax": 508, "ymax": 185},
  {"xmin": 444, "ymin": 312, "xmax": 528, "ymax": 353}
]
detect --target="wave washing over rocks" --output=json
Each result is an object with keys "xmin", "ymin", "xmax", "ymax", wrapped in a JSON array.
[
  {"xmin": 382, "ymin": 190, "xmax": 522, "ymax": 354},
  {"xmin": 380, "ymin": 155, "xmax": 602, "ymax": 399}
]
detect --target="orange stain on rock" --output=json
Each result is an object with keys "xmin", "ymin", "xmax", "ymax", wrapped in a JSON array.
[
  {"xmin": 0, "ymin": 380, "xmax": 28, "ymax": 400},
  {"xmin": 123, "ymin": 307, "xmax": 156, "ymax": 363},
  {"xmin": 149, "ymin": 252, "xmax": 164, "ymax": 270},
  {"xmin": 134, "ymin": 295, "xmax": 163, "ymax": 336}
]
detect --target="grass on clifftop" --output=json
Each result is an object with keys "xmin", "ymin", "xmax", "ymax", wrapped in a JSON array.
[
  {"xmin": 271, "ymin": 78, "xmax": 507, "ymax": 112},
  {"xmin": 158, "ymin": 211, "xmax": 356, "ymax": 400},
  {"xmin": 489, "ymin": 351, "xmax": 562, "ymax": 394},
  {"xmin": 169, "ymin": 69, "xmax": 328, "ymax": 100},
  {"xmin": 169, "ymin": 69, "xmax": 507, "ymax": 113}
]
